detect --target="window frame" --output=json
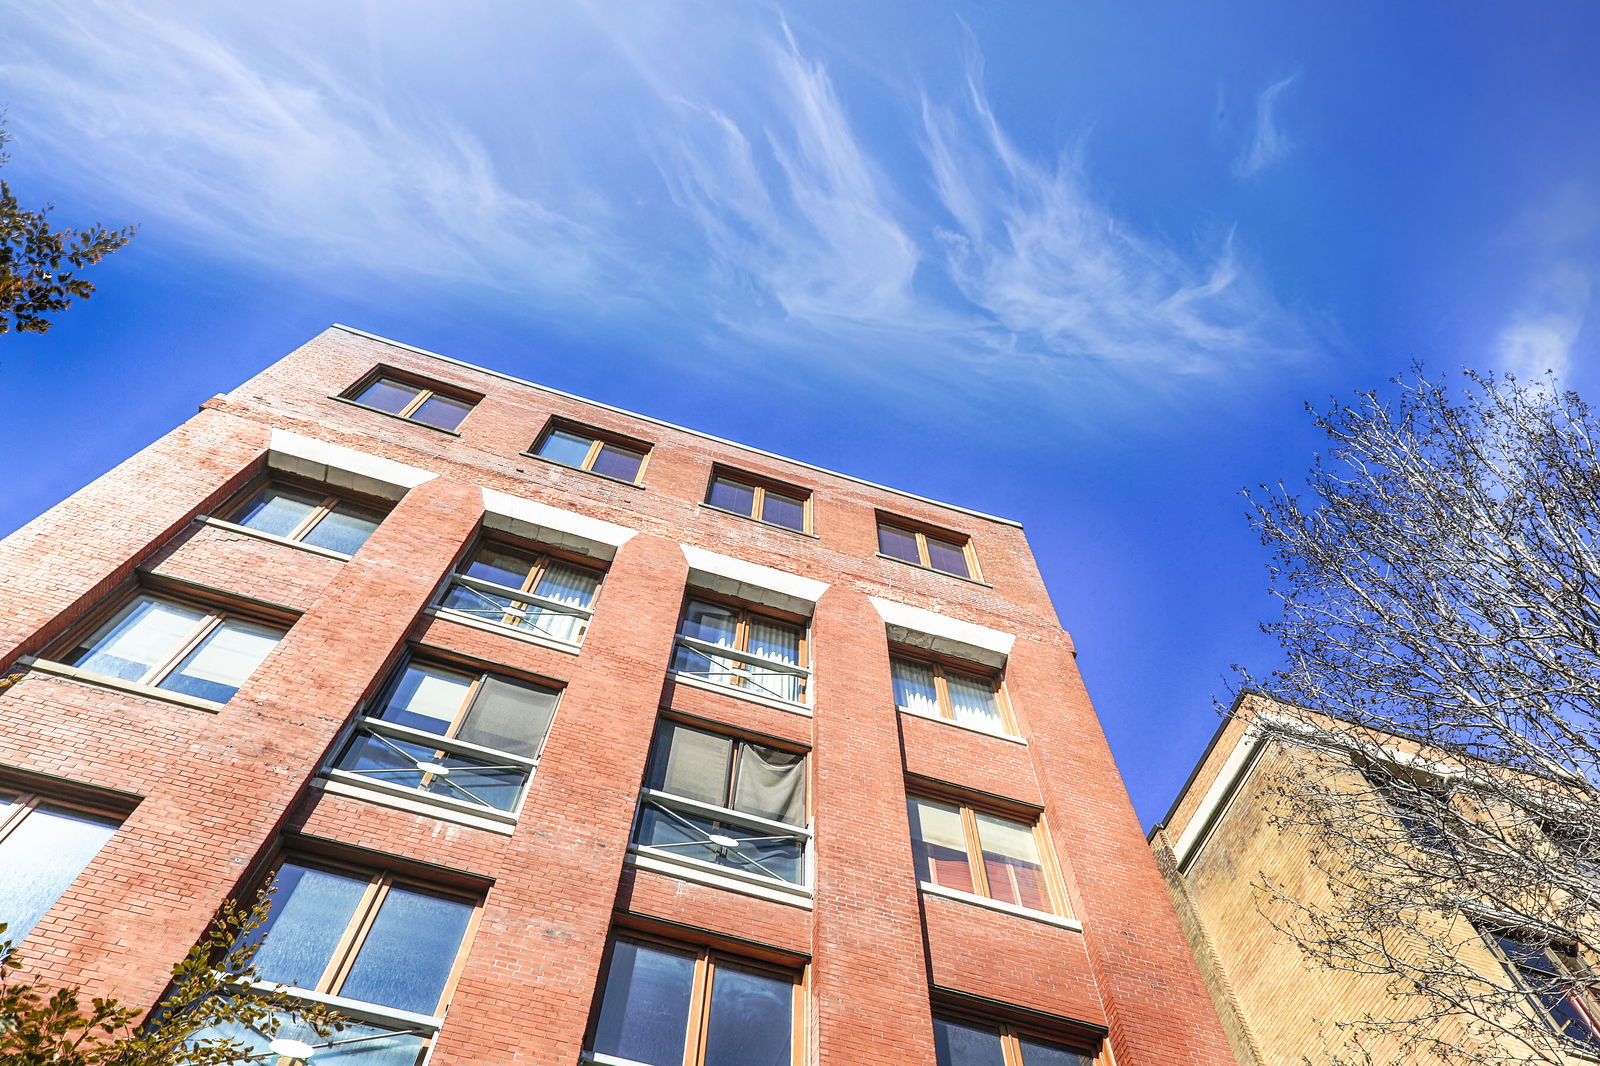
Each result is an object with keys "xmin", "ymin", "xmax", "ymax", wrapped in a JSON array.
[
  {"xmin": 324, "ymin": 654, "xmax": 562, "ymax": 823},
  {"xmin": 668, "ymin": 592, "xmax": 812, "ymax": 707},
  {"xmin": 702, "ymin": 468, "xmax": 813, "ymax": 534},
  {"xmin": 876, "ymin": 516, "xmax": 981, "ymax": 581},
  {"xmin": 216, "ymin": 477, "xmax": 390, "ymax": 557},
  {"xmin": 226, "ymin": 854, "xmax": 483, "ymax": 1061},
  {"xmin": 528, "ymin": 420, "xmax": 653, "ymax": 485},
  {"xmin": 48, "ymin": 588, "xmax": 290, "ymax": 707},
  {"xmin": 891, "ymin": 650, "xmax": 1014, "ymax": 735},
  {"xmin": 583, "ymin": 931, "xmax": 805, "ymax": 1066},
  {"xmin": 0, "ymin": 788, "xmax": 124, "ymax": 942},
  {"xmin": 932, "ymin": 1009, "xmax": 1102, "ymax": 1066},
  {"xmin": 907, "ymin": 789, "xmax": 1069, "ymax": 919},
  {"xmin": 434, "ymin": 534, "xmax": 607, "ymax": 648},
  {"xmin": 338, "ymin": 367, "xmax": 480, "ymax": 433},
  {"xmin": 630, "ymin": 717, "xmax": 813, "ymax": 898},
  {"xmin": 1483, "ymin": 927, "xmax": 1600, "ymax": 1051}
]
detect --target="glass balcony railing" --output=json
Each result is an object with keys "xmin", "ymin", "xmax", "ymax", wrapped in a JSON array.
[{"xmin": 329, "ymin": 718, "xmax": 537, "ymax": 815}]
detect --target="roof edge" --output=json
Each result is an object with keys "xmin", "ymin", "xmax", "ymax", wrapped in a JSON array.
[{"xmin": 328, "ymin": 324, "xmax": 1025, "ymax": 529}]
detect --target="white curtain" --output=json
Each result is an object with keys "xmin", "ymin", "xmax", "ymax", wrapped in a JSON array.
[
  {"xmin": 527, "ymin": 563, "xmax": 599, "ymax": 643},
  {"xmin": 891, "ymin": 658, "xmax": 940, "ymax": 717}
]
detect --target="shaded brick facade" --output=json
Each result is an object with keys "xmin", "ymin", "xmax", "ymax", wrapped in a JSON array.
[{"xmin": 0, "ymin": 325, "xmax": 1232, "ymax": 1065}]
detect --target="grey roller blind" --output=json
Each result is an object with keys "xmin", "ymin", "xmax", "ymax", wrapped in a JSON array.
[
  {"xmin": 647, "ymin": 722, "xmax": 732, "ymax": 806},
  {"xmin": 457, "ymin": 676, "xmax": 558, "ymax": 758},
  {"xmin": 733, "ymin": 743, "xmax": 806, "ymax": 825}
]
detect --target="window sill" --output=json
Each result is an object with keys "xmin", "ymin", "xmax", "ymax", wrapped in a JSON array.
[
  {"xmin": 875, "ymin": 552, "xmax": 992, "ymax": 588},
  {"xmin": 625, "ymin": 847, "xmax": 813, "ymax": 909},
  {"xmin": 920, "ymin": 882, "xmax": 1082, "ymax": 930},
  {"xmin": 194, "ymin": 516, "xmax": 354, "ymax": 561},
  {"xmin": 22, "ymin": 659, "xmax": 225, "ymax": 713},
  {"xmin": 520, "ymin": 451, "xmax": 647, "ymax": 489},
  {"xmin": 426, "ymin": 607, "xmax": 584, "ymax": 656},
  {"xmin": 666, "ymin": 670, "xmax": 812, "ymax": 716},
  {"xmin": 315, "ymin": 774, "xmax": 519, "ymax": 834},
  {"xmin": 898, "ymin": 708, "xmax": 1027, "ymax": 745},
  {"xmin": 329, "ymin": 395, "xmax": 464, "ymax": 435},
  {"xmin": 697, "ymin": 502, "xmax": 818, "ymax": 538}
]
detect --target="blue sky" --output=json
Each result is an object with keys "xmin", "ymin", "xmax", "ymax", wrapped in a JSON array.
[{"xmin": 3, "ymin": 1, "xmax": 1598, "ymax": 824}]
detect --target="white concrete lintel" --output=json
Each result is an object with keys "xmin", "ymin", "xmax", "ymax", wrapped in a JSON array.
[
  {"xmin": 681, "ymin": 544, "xmax": 828, "ymax": 615},
  {"xmin": 268, "ymin": 429, "xmax": 436, "ymax": 501},
  {"xmin": 481, "ymin": 488, "xmax": 636, "ymax": 562},
  {"xmin": 869, "ymin": 596, "xmax": 1013, "ymax": 668}
]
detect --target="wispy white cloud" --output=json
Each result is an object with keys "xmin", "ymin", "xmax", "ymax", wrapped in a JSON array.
[
  {"xmin": 1233, "ymin": 74, "xmax": 1297, "ymax": 179},
  {"xmin": 1495, "ymin": 183, "xmax": 1597, "ymax": 381}
]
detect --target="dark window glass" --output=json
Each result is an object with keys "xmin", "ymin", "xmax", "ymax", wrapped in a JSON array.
[
  {"xmin": 703, "ymin": 965, "xmax": 793, "ymax": 1066},
  {"xmin": 592, "ymin": 940, "xmax": 696, "ymax": 1066},
  {"xmin": 338, "ymin": 886, "xmax": 475, "ymax": 1014},
  {"xmin": 878, "ymin": 524, "xmax": 921, "ymax": 563},
  {"xmin": 933, "ymin": 1018, "xmax": 1007, "ymax": 1066},
  {"xmin": 925, "ymin": 536, "xmax": 971, "ymax": 578},
  {"xmin": 350, "ymin": 376, "xmax": 473, "ymax": 431},
  {"xmin": 1020, "ymin": 1037, "xmax": 1091, "ymax": 1065},
  {"xmin": 535, "ymin": 426, "xmax": 649, "ymax": 482},
  {"xmin": 709, "ymin": 477, "xmax": 757, "ymax": 515},
  {"xmin": 355, "ymin": 378, "xmax": 422, "ymax": 415},
  {"xmin": 0, "ymin": 802, "xmax": 118, "ymax": 941},
  {"xmin": 592, "ymin": 443, "xmax": 645, "ymax": 481},
  {"xmin": 537, "ymin": 429, "xmax": 594, "ymax": 467},
  {"xmin": 1493, "ymin": 933, "xmax": 1600, "ymax": 1047},
  {"xmin": 411, "ymin": 393, "xmax": 471, "ymax": 431},
  {"xmin": 762, "ymin": 491, "xmax": 806, "ymax": 531}
]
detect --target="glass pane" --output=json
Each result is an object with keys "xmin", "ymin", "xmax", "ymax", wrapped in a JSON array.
[
  {"xmin": 680, "ymin": 601, "xmax": 739, "ymax": 647},
  {"xmin": 708, "ymin": 477, "xmax": 757, "ymax": 516},
  {"xmin": 411, "ymin": 393, "xmax": 471, "ymax": 431},
  {"xmin": 878, "ymin": 524, "xmax": 921, "ymax": 564},
  {"xmin": 334, "ymin": 731, "xmax": 531, "ymax": 812},
  {"xmin": 976, "ymin": 812, "xmax": 1049, "ymax": 911},
  {"xmin": 925, "ymin": 536, "xmax": 971, "ymax": 578},
  {"xmin": 525, "ymin": 562, "xmax": 600, "ymax": 642},
  {"xmin": 461, "ymin": 544, "xmax": 535, "ymax": 589},
  {"xmin": 457, "ymin": 676, "xmax": 559, "ymax": 758},
  {"xmin": 233, "ymin": 485, "xmax": 323, "ymax": 538},
  {"xmin": 1020, "ymin": 1037, "xmax": 1091, "ymax": 1065},
  {"xmin": 761, "ymin": 491, "xmax": 806, "ymax": 531},
  {"xmin": 733, "ymin": 744, "xmax": 807, "ymax": 825},
  {"xmin": 933, "ymin": 1018, "xmax": 1006, "ymax": 1066},
  {"xmin": 376, "ymin": 664, "xmax": 474, "ymax": 735},
  {"xmin": 197, "ymin": 1011, "xmax": 429, "ymax": 1066},
  {"xmin": 648, "ymin": 722, "xmax": 733, "ymax": 806},
  {"xmin": 302, "ymin": 502, "xmax": 384, "ymax": 555},
  {"xmin": 536, "ymin": 429, "xmax": 593, "ymax": 468},
  {"xmin": 908, "ymin": 798, "xmax": 975, "ymax": 895},
  {"xmin": 340, "ymin": 885, "xmax": 473, "ymax": 1014},
  {"xmin": 0, "ymin": 806, "xmax": 117, "ymax": 940},
  {"xmin": 891, "ymin": 658, "xmax": 940, "ymax": 717},
  {"xmin": 591, "ymin": 940, "xmax": 695, "ymax": 1066},
  {"xmin": 946, "ymin": 672, "xmax": 1003, "ymax": 731},
  {"xmin": 162, "ymin": 619, "xmax": 281, "ymax": 702},
  {"xmin": 636, "ymin": 805, "xmax": 805, "ymax": 884},
  {"xmin": 703, "ymin": 965, "xmax": 793, "ymax": 1066},
  {"xmin": 747, "ymin": 618, "xmax": 800, "ymax": 666},
  {"xmin": 355, "ymin": 378, "xmax": 421, "ymax": 415},
  {"xmin": 592, "ymin": 443, "xmax": 645, "ymax": 481},
  {"xmin": 71, "ymin": 596, "xmax": 206, "ymax": 683},
  {"xmin": 248, "ymin": 863, "xmax": 369, "ymax": 988}
]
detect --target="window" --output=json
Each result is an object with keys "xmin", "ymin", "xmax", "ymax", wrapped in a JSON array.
[
  {"xmin": 226, "ymin": 482, "xmax": 387, "ymax": 556},
  {"xmin": 892, "ymin": 655, "xmax": 1009, "ymax": 734},
  {"xmin": 705, "ymin": 471, "xmax": 810, "ymax": 532},
  {"xmin": 877, "ymin": 519, "xmax": 977, "ymax": 580},
  {"xmin": 437, "ymin": 540, "xmax": 602, "ymax": 645},
  {"xmin": 908, "ymin": 796, "xmax": 1058, "ymax": 915},
  {"xmin": 1360, "ymin": 761, "xmax": 1455, "ymax": 853},
  {"xmin": 533, "ymin": 422, "xmax": 649, "ymax": 483},
  {"xmin": 1486, "ymin": 930, "xmax": 1600, "ymax": 1050},
  {"xmin": 0, "ymin": 793, "xmax": 118, "ymax": 941},
  {"xmin": 206, "ymin": 859, "xmax": 478, "ymax": 1065},
  {"xmin": 329, "ymin": 659, "xmax": 559, "ymax": 816},
  {"xmin": 586, "ymin": 936, "xmax": 799, "ymax": 1066},
  {"xmin": 934, "ymin": 1017, "xmax": 1094, "ymax": 1066},
  {"xmin": 345, "ymin": 372, "xmax": 476, "ymax": 431},
  {"xmin": 633, "ymin": 720, "xmax": 809, "ymax": 889},
  {"xmin": 670, "ymin": 598, "xmax": 809, "ymax": 705},
  {"xmin": 62, "ymin": 593, "xmax": 284, "ymax": 704}
]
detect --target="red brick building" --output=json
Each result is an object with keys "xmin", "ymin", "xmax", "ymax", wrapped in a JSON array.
[{"xmin": 0, "ymin": 325, "xmax": 1232, "ymax": 1066}]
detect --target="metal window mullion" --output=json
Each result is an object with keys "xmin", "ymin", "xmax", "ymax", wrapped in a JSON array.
[
  {"xmin": 148, "ymin": 613, "xmax": 223, "ymax": 687},
  {"xmin": 322, "ymin": 876, "xmax": 389, "ymax": 996}
]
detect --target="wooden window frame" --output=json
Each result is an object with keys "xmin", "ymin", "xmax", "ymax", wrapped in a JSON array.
[
  {"xmin": 221, "ymin": 477, "xmax": 391, "ymax": 552},
  {"xmin": 50, "ymin": 589, "xmax": 289, "ymax": 697},
  {"xmin": 340, "ymin": 367, "xmax": 480, "ymax": 432},
  {"xmin": 876, "ymin": 515, "xmax": 981, "ymax": 581},
  {"xmin": 891, "ymin": 650, "xmax": 1014, "ymax": 734},
  {"xmin": 585, "ymin": 932, "xmax": 805, "ymax": 1066},
  {"xmin": 908, "ymin": 789, "xmax": 1068, "ymax": 917},
  {"xmin": 703, "ymin": 467, "xmax": 813, "ymax": 534},
  {"xmin": 528, "ymin": 419, "xmax": 654, "ymax": 485},
  {"xmin": 932, "ymin": 1007, "xmax": 1103, "ymax": 1065},
  {"xmin": 671, "ymin": 592, "xmax": 811, "ymax": 705},
  {"xmin": 436, "ymin": 535, "xmax": 607, "ymax": 646}
]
